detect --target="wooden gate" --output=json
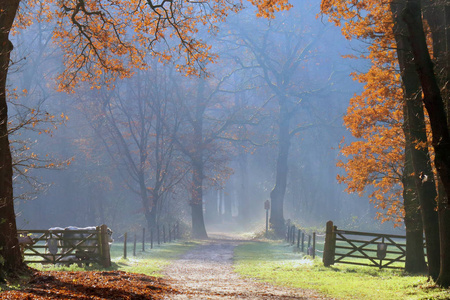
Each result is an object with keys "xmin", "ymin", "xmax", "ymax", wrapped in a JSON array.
[
  {"xmin": 322, "ymin": 221, "xmax": 418, "ymax": 269},
  {"xmin": 17, "ymin": 224, "xmax": 111, "ymax": 267}
]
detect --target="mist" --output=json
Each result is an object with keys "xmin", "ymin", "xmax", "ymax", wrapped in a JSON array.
[{"xmin": 9, "ymin": 0, "xmax": 404, "ymax": 239}]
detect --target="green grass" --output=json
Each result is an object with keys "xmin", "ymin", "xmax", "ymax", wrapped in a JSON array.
[
  {"xmin": 233, "ymin": 241, "xmax": 450, "ymax": 300},
  {"xmin": 28, "ymin": 240, "xmax": 200, "ymax": 277}
]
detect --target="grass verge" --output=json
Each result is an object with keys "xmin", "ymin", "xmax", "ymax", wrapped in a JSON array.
[{"xmin": 233, "ymin": 241, "xmax": 450, "ymax": 300}]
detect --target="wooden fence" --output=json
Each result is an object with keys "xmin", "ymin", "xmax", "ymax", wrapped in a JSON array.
[
  {"xmin": 17, "ymin": 224, "xmax": 111, "ymax": 267},
  {"xmin": 285, "ymin": 223, "xmax": 318, "ymax": 258},
  {"xmin": 322, "ymin": 221, "xmax": 414, "ymax": 269},
  {"xmin": 122, "ymin": 221, "xmax": 180, "ymax": 258}
]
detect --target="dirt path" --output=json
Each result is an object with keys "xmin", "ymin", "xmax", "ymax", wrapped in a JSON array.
[{"xmin": 162, "ymin": 233, "xmax": 331, "ymax": 299}]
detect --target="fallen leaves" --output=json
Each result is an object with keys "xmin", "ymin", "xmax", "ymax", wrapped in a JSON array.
[{"xmin": 1, "ymin": 270, "xmax": 177, "ymax": 299}]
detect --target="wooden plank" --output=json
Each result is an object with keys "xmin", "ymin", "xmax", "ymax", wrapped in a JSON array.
[
  {"xmin": 334, "ymin": 253, "xmax": 405, "ymax": 262},
  {"xmin": 335, "ymin": 260, "xmax": 404, "ymax": 269},
  {"xmin": 335, "ymin": 229, "xmax": 407, "ymax": 239},
  {"xmin": 335, "ymin": 238, "xmax": 406, "ymax": 248},
  {"xmin": 335, "ymin": 245, "xmax": 406, "ymax": 255}
]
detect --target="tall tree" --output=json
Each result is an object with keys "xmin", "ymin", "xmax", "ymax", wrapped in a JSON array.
[
  {"xmin": 0, "ymin": 0, "xmax": 25, "ymax": 278},
  {"xmin": 79, "ymin": 66, "xmax": 184, "ymax": 231},
  {"xmin": 173, "ymin": 72, "xmax": 237, "ymax": 238},
  {"xmin": 391, "ymin": 0, "xmax": 440, "ymax": 279},
  {"xmin": 225, "ymin": 6, "xmax": 333, "ymax": 236},
  {"xmin": 321, "ymin": 0, "xmax": 431, "ymax": 275},
  {"xmin": 402, "ymin": 0, "xmax": 450, "ymax": 207}
]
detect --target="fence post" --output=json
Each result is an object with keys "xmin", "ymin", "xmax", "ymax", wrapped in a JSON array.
[
  {"xmin": 301, "ymin": 232, "xmax": 305, "ymax": 252},
  {"xmin": 286, "ymin": 225, "xmax": 290, "ymax": 242},
  {"xmin": 150, "ymin": 228, "xmax": 153, "ymax": 249},
  {"xmin": 323, "ymin": 221, "xmax": 336, "ymax": 267},
  {"xmin": 291, "ymin": 226, "xmax": 296, "ymax": 244},
  {"xmin": 133, "ymin": 233, "xmax": 137, "ymax": 256},
  {"xmin": 313, "ymin": 232, "xmax": 316, "ymax": 259},
  {"xmin": 163, "ymin": 225, "xmax": 166, "ymax": 243},
  {"xmin": 142, "ymin": 228, "xmax": 145, "ymax": 252},
  {"xmin": 157, "ymin": 225, "xmax": 160, "ymax": 245},
  {"xmin": 169, "ymin": 224, "xmax": 172, "ymax": 242},
  {"xmin": 100, "ymin": 224, "xmax": 112, "ymax": 267},
  {"xmin": 124, "ymin": 232, "xmax": 128, "ymax": 259}
]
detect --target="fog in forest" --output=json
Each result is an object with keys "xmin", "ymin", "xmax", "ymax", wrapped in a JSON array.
[{"xmin": 8, "ymin": 0, "xmax": 404, "ymax": 239}]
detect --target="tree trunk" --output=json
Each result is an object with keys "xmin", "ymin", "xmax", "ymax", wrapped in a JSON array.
[
  {"xmin": 403, "ymin": 0, "xmax": 450, "ymax": 203},
  {"xmin": 0, "ymin": 0, "xmax": 26, "ymax": 281},
  {"xmin": 391, "ymin": 0, "xmax": 440, "ymax": 279},
  {"xmin": 437, "ymin": 183, "xmax": 450, "ymax": 287},
  {"xmin": 237, "ymin": 149, "xmax": 250, "ymax": 224},
  {"xmin": 270, "ymin": 100, "xmax": 290, "ymax": 236},
  {"xmin": 427, "ymin": 0, "xmax": 450, "ymax": 286},
  {"xmin": 403, "ymin": 145, "xmax": 427, "ymax": 274},
  {"xmin": 191, "ymin": 159, "xmax": 207, "ymax": 239},
  {"xmin": 190, "ymin": 88, "xmax": 208, "ymax": 239}
]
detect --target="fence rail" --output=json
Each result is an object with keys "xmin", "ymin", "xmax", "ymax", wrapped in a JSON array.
[
  {"xmin": 17, "ymin": 224, "xmax": 111, "ymax": 267},
  {"xmin": 322, "ymin": 221, "xmax": 421, "ymax": 269}
]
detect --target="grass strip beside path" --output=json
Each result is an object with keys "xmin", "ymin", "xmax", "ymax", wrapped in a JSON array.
[{"xmin": 233, "ymin": 241, "xmax": 450, "ymax": 299}]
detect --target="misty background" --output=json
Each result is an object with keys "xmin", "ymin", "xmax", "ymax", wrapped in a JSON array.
[{"xmin": 8, "ymin": 0, "xmax": 402, "ymax": 236}]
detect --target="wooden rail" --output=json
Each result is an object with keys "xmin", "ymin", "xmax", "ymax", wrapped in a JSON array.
[
  {"xmin": 322, "ymin": 221, "xmax": 422, "ymax": 269},
  {"xmin": 17, "ymin": 224, "xmax": 111, "ymax": 267}
]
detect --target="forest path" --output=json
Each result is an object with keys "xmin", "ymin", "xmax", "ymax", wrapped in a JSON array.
[{"xmin": 162, "ymin": 232, "xmax": 330, "ymax": 299}]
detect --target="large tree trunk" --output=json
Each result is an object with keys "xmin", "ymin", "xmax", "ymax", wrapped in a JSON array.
[
  {"xmin": 402, "ymin": 0, "xmax": 450, "ymax": 286},
  {"xmin": 403, "ymin": 144, "xmax": 428, "ymax": 274},
  {"xmin": 270, "ymin": 100, "xmax": 290, "ymax": 237},
  {"xmin": 427, "ymin": 0, "xmax": 450, "ymax": 285},
  {"xmin": 391, "ymin": 0, "xmax": 440, "ymax": 279},
  {"xmin": 403, "ymin": 0, "xmax": 450, "ymax": 204},
  {"xmin": 0, "ymin": 0, "xmax": 25, "ymax": 281}
]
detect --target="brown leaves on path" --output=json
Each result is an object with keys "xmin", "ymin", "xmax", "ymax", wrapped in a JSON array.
[{"xmin": 0, "ymin": 270, "xmax": 177, "ymax": 299}]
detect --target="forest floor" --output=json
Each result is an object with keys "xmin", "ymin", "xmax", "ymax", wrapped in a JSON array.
[{"xmin": 0, "ymin": 233, "xmax": 330, "ymax": 299}]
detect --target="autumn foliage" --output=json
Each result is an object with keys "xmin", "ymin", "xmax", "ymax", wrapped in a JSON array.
[{"xmin": 321, "ymin": 0, "xmax": 406, "ymax": 224}]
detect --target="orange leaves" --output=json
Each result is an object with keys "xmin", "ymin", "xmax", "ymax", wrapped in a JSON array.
[
  {"xmin": 322, "ymin": 0, "xmax": 406, "ymax": 224},
  {"xmin": 248, "ymin": 0, "xmax": 292, "ymax": 18}
]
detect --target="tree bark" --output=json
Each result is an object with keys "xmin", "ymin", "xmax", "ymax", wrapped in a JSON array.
[
  {"xmin": 269, "ymin": 99, "xmax": 290, "ymax": 236},
  {"xmin": 0, "ymin": 0, "xmax": 26, "ymax": 280},
  {"xmin": 190, "ymin": 85, "xmax": 208, "ymax": 239},
  {"xmin": 391, "ymin": 0, "xmax": 440, "ymax": 279},
  {"xmin": 403, "ymin": 144, "xmax": 428, "ymax": 274},
  {"xmin": 191, "ymin": 158, "xmax": 207, "ymax": 239},
  {"xmin": 427, "ymin": 0, "xmax": 450, "ymax": 285},
  {"xmin": 403, "ymin": 0, "xmax": 450, "ymax": 204}
]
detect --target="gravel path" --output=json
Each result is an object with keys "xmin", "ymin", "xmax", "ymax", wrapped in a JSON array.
[{"xmin": 162, "ymin": 234, "xmax": 331, "ymax": 299}]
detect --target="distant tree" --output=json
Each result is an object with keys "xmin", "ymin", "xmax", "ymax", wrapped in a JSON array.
[
  {"xmin": 172, "ymin": 72, "xmax": 238, "ymax": 238},
  {"xmin": 224, "ymin": 6, "xmax": 334, "ymax": 236},
  {"xmin": 78, "ymin": 65, "xmax": 185, "ymax": 231}
]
